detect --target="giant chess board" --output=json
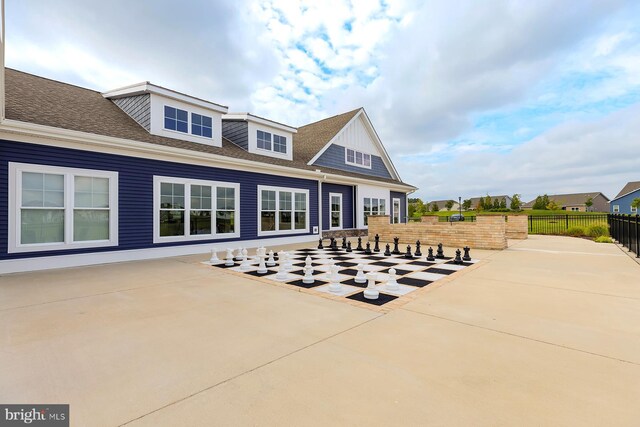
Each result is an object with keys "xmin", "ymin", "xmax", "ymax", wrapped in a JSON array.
[{"xmin": 206, "ymin": 241, "xmax": 479, "ymax": 307}]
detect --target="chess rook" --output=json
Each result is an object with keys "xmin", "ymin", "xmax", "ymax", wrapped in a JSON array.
[{"xmin": 463, "ymin": 246, "xmax": 472, "ymax": 261}]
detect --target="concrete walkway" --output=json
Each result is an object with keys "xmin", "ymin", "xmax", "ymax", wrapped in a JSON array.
[{"xmin": 1, "ymin": 236, "xmax": 639, "ymax": 426}]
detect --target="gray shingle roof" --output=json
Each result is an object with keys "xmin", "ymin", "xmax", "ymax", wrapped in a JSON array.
[
  {"xmin": 613, "ymin": 181, "xmax": 640, "ymax": 200},
  {"xmin": 5, "ymin": 69, "xmax": 413, "ymax": 188},
  {"xmin": 522, "ymin": 192, "xmax": 608, "ymax": 207}
]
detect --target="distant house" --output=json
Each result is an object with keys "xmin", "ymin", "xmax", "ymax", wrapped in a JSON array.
[
  {"xmin": 522, "ymin": 192, "xmax": 610, "ymax": 212},
  {"xmin": 467, "ymin": 195, "xmax": 513, "ymax": 210},
  {"xmin": 610, "ymin": 181, "xmax": 640, "ymax": 214},
  {"xmin": 427, "ymin": 199, "xmax": 460, "ymax": 211}
]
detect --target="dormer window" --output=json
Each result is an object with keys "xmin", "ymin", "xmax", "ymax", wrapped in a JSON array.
[
  {"xmin": 346, "ymin": 148, "xmax": 371, "ymax": 169},
  {"xmin": 257, "ymin": 130, "xmax": 287, "ymax": 154},
  {"xmin": 164, "ymin": 106, "xmax": 188, "ymax": 133},
  {"xmin": 191, "ymin": 113, "xmax": 212, "ymax": 138}
]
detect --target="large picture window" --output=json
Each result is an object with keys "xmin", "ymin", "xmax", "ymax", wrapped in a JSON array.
[
  {"xmin": 154, "ymin": 176, "xmax": 239, "ymax": 242},
  {"xmin": 258, "ymin": 186, "xmax": 309, "ymax": 235},
  {"xmin": 363, "ymin": 197, "xmax": 386, "ymax": 226},
  {"xmin": 8, "ymin": 163, "xmax": 118, "ymax": 253}
]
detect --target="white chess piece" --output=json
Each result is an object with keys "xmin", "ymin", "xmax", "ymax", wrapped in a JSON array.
[
  {"xmin": 240, "ymin": 248, "xmax": 251, "ymax": 271},
  {"xmin": 209, "ymin": 248, "xmax": 221, "ymax": 264},
  {"xmin": 234, "ymin": 247, "xmax": 243, "ymax": 261},
  {"xmin": 302, "ymin": 265, "xmax": 315, "ymax": 284},
  {"xmin": 354, "ymin": 263, "xmax": 366, "ymax": 284},
  {"xmin": 225, "ymin": 248, "xmax": 234, "ymax": 266},
  {"xmin": 266, "ymin": 250, "xmax": 276, "ymax": 267},
  {"xmin": 328, "ymin": 264, "xmax": 342, "ymax": 293},
  {"xmin": 256, "ymin": 247, "xmax": 268, "ymax": 274},
  {"xmin": 275, "ymin": 255, "xmax": 288, "ymax": 281},
  {"xmin": 364, "ymin": 272, "xmax": 379, "ymax": 300},
  {"xmin": 385, "ymin": 267, "xmax": 399, "ymax": 291},
  {"xmin": 284, "ymin": 251, "xmax": 293, "ymax": 271}
]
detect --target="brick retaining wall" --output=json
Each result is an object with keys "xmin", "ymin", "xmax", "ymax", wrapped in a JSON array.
[{"xmin": 505, "ymin": 215, "xmax": 528, "ymax": 240}]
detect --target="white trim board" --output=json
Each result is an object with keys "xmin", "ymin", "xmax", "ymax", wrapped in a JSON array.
[{"xmin": 0, "ymin": 234, "xmax": 318, "ymax": 275}]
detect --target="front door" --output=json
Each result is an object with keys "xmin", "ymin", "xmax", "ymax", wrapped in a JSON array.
[
  {"xmin": 330, "ymin": 193, "xmax": 342, "ymax": 229},
  {"xmin": 393, "ymin": 198, "xmax": 401, "ymax": 224}
]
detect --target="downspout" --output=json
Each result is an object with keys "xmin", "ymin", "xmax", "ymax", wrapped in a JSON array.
[{"xmin": 317, "ymin": 171, "xmax": 325, "ymax": 236}]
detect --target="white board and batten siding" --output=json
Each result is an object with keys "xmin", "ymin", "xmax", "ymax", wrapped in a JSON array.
[
  {"xmin": 356, "ymin": 183, "xmax": 391, "ymax": 229},
  {"xmin": 333, "ymin": 114, "xmax": 381, "ymax": 156}
]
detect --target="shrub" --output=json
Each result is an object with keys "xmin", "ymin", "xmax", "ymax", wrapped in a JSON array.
[
  {"xmin": 595, "ymin": 236, "xmax": 613, "ymax": 243},
  {"xmin": 565, "ymin": 226, "xmax": 586, "ymax": 237},
  {"xmin": 585, "ymin": 223, "xmax": 609, "ymax": 238}
]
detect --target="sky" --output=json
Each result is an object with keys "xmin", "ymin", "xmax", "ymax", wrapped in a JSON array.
[{"xmin": 6, "ymin": 0, "xmax": 640, "ymax": 202}]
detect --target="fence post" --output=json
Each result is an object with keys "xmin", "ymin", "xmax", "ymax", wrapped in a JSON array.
[
  {"xmin": 565, "ymin": 214, "xmax": 569, "ymax": 230},
  {"xmin": 636, "ymin": 214, "xmax": 639, "ymax": 257}
]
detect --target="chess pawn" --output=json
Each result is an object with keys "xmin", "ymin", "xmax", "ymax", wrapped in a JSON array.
[
  {"xmin": 283, "ymin": 252, "xmax": 293, "ymax": 271},
  {"xmin": 302, "ymin": 265, "xmax": 315, "ymax": 284},
  {"xmin": 356, "ymin": 236, "xmax": 363, "ymax": 251},
  {"xmin": 363, "ymin": 272, "xmax": 379, "ymax": 300},
  {"xmin": 415, "ymin": 240, "xmax": 422, "ymax": 257},
  {"xmin": 385, "ymin": 267, "xmax": 399, "ymax": 291},
  {"xmin": 384, "ymin": 243, "xmax": 391, "ymax": 257},
  {"xmin": 341, "ymin": 236, "xmax": 347, "ymax": 249},
  {"xmin": 225, "ymin": 248, "xmax": 235, "ymax": 266},
  {"xmin": 354, "ymin": 263, "xmax": 366, "ymax": 284},
  {"xmin": 463, "ymin": 246, "xmax": 472, "ymax": 262},
  {"xmin": 374, "ymin": 234, "xmax": 380, "ymax": 252},
  {"xmin": 426, "ymin": 247, "xmax": 435, "ymax": 261},
  {"xmin": 328, "ymin": 264, "xmax": 342, "ymax": 293},
  {"xmin": 392, "ymin": 237, "xmax": 401, "ymax": 255},
  {"xmin": 275, "ymin": 256, "xmax": 288, "ymax": 280},
  {"xmin": 234, "ymin": 248, "xmax": 243, "ymax": 261},
  {"xmin": 436, "ymin": 243, "xmax": 445, "ymax": 259},
  {"xmin": 209, "ymin": 248, "xmax": 221, "ymax": 264},
  {"xmin": 331, "ymin": 238, "xmax": 339, "ymax": 251},
  {"xmin": 266, "ymin": 250, "xmax": 276, "ymax": 267},
  {"xmin": 317, "ymin": 238, "xmax": 324, "ymax": 250},
  {"xmin": 454, "ymin": 249, "xmax": 463, "ymax": 265},
  {"xmin": 346, "ymin": 241, "xmax": 353, "ymax": 252},
  {"xmin": 256, "ymin": 248, "xmax": 268, "ymax": 274},
  {"xmin": 240, "ymin": 248, "xmax": 251, "ymax": 271},
  {"xmin": 404, "ymin": 245, "xmax": 413, "ymax": 259},
  {"xmin": 364, "ymin": 242, "xmax": 372, "ymax": 255}
]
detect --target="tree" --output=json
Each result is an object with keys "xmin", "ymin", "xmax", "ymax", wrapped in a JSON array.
[
  {"xmin": 632, "ymin": 198, "xmax": 640, "ymax": 209},
  {"xmin": 532, "ymin": 194, "xmax": 550, "ymax": 210},
  {"xmin": 408, "ymin": 198, "xmax": 421, "ymax": 203},
  {"xmin": 547, "ymin": 200, "xmax": 560, "ymax": 211},
  {"xmin": 511, "ymin": 194, "xmax": 521, "ymax": 211},
  {"xmin": 462, "ymin": 199, "xmax": 472, "ymax": 211},
  {"xmin": 585, "ymin": 197, "xmax": 593, "ymax": 212},
  {"xmin": 445, "ymin": 200, "xmax": 454, "ymax": 210},
  {"xmin": 408, "ymin": 199, "xmax": 426, "ymax": 218},
  {"xmin": 485, "ymin": 195, "xmax": 493, "ymax": 211},
  {"xmin": 499, "ymin": 197, "xmax": 507, "ymax": 209},
  {"xmin": 492, "ymin": 198, "xmax": 500, "ymax": 210},
  {"xmin": 431, "ymin": 202, "xmax": 440, "ymax": 212}
]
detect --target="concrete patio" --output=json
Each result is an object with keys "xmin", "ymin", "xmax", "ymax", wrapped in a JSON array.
[{"xmin": 1, "ymin": 235, "xmax": 639, "ymax": 426}]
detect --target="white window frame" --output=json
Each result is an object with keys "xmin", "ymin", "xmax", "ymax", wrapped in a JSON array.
[
  {"xmin": 329, "ymin": 192, "xmax": 343, "ymax": 230},
  {"xmin": 8, "ymin": 162, "xmax": 119, "ymax": 253},
  {"xmin": 257, "ymin": 185, "xmax": 309, "ymax": 236},
  {"xmin": 613, "ymin": 205, "xmax": 620, "ymax": 213},
  {"xmin": 631, "ymin": 206, "xmax": 638, "ymax": 213},
  {"xmin": 392, "ymin": 197, "xmax": 401, "ymax": 224},
  {"xmin": 570, "ymin": 207, "xmax": 579, "ymax": 212},
  {"xmin": 163, "ymin": 104, "xmax": 213, "ymax": 141},
  {"xmin": 256, "ymin": 130, "xmax": 288, "ymax": 155},
  {"xmin": 153, "ymin": 176, "xmax": 240, "ymax": 243},
  {"xmin": 345, "ymin": 148, "xmax": 372, "ymax": 170}
]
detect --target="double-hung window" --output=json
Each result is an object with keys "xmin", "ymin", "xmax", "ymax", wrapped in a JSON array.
[
  {"xmin": 191, "ymin": 113, "xmax": 213, "ymax": 138},
  {"xmin": 363, "ymin": 197, "xmax": 386, "ymax": 226},
  {"xmin": 259, "ymin": 186, "xmax": 309, "ymax": 234},
  {"xmin": 257, "ymin": 130, "xmax": 272, "ymax": 150},
  {"xmin": 164, "ymin": 106, "xmax": 189, "ymax": 133},
  {"xmin": 257, "ymin": 130, "xmax": 287, "ymax": 154},
  {"xmin": 154, "ymin": 176, "xmax": 239, "ymax": 242},
  {"xmin": 346, "ymin": 148, "xmax": 371, "ymax": 168},
  {"xmin": 9, "ymin": 163, "xmax": 118, "ymax": 253},
  {"xmin": 273, "ymin": 135, "xmax": 287, "ymax": 153}
]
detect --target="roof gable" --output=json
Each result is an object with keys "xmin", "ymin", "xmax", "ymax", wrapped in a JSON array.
[{"xmin": 613, "ymin": 181, "xmax": 640, "ymax": 200}]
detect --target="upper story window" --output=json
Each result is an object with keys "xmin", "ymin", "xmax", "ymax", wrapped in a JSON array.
[
  {"xmin": 164, "ymin": 106, "xmax": 188, "ymax": 133},
  {"xmin": 164, "ymin": 106, "xmax": 213, "ymax": 139},
  {"xmin": 613, "ymin": 205, "xmax": 620, "ymax": 213},
  {"xmin": 346, "ymin": 148, "xmax": 371, "ymax": 169},
  {"xmin": 192, "ymin": 113, "xmax": 213, "ymax": 138},
  {"xmin": 257, "ymin": 130, "xmax": 287, "ymax": 154}
]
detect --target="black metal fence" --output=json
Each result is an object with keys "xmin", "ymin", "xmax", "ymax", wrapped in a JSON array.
[
  {"xmin": 527, "ymin": 214, "xmax": 608, "ymax": 234},
  {"xmin": 439, "ymin": 215, "xmax": 476, "ymax": 222},
  {"xmin": 609, "ymin": 214, "xmax": 640, "ymax": 257}
]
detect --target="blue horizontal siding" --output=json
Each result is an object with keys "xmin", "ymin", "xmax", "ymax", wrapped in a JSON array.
[
  {"xmin": 0, "ymin": 139, "xmax": 318, "ymax": 260},
  {"xmin": 322, "ymin": 183, "xmax": 354, "ymax": 230},
  {"xmin": 313, "ymin": 144, "xmax": 392, "ymax": 179},
  {"xmin": 390, "ymin": 191, "xmax": 407, "ymax": 223},
  {"xmin": 611, "ymin": 189, "xmax": 640, "ymax": 214}
]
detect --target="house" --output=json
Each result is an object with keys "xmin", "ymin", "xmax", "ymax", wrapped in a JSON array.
[
  {"xmin": 0, "ymin": 67, "xmax": 415, "ymax": 273},
  {"xmin": 427, "ymin": 200, "xmax": 460, "ymax": 211},
  {"xmin": 610, "ymin": 182, "xmax": 640, "ymax": 214},
  {"xmin": 467, "ymin": 195, "xmax": 513, "ymax": 210},
  {"xmin": 522, "ymin": 192, "xmax": 609, "ymax": 212}
]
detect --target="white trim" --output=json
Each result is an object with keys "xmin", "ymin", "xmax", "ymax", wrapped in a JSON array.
[
  {"xmin": 161, "ymin": 104, "xmax": 213, "ymax": 141},
  {"xmin": 611, "ymin": 188, "xmax": 640, "ymax": 202},
  {"xmin": 223, "ymin": 113, "xmax": 297, "ymax": 133},
  {"xmin": 8, "ymin": 162, "xmax": 118, "ymax": 253},
  {"xmin": 631, "ymin": 206, "xmax": 637, "ymax": 213},
  {"xmin": 257, "ymin": 185, "xmax": 310, "ymax": 236},
  {"xmin": 392, "ymin": 198, "xmax": 401, "ymax": 224},
  {"xmin": 329, "ymin": 192, "xmax": 343, "ymax": 230},
  {"xmin": 0, "ymin": 119, "xmax": 416, "ymax": 192},
  {"xmin": 0, "ymin": 234, "xmax": 318, "ymax": 275},
  {"xmin": 612, "ymin": 205, "xmax": 620, "ymax": 213},
  {"xmin": 344, "ymin": 148, "xmax": 372, "ymax": 170},
  {"xmin": 153, "ymin": 176, "xmax": 240, "ymax": 243},
  {"xmin": 102, "ymin": 82, "xmax": 228, "ymax": 113}
]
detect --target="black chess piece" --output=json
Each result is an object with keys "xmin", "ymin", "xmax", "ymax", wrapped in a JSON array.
[
  {"xmin": 356, "ymin": 236, "xmax": 364, "ymax": 251},
  {"xmin": 331, "ymin": 238, "xmax": 338, "ymax": 251},
  {"xmin": 317, "ymin": 238, "xmax": 324, "ymax": 250},
  {"xmin": 414, "ymin": 240, "xmax": 422, "ymax": 257},
  {"xmin": 374, "ymin": 234, "xmax": 380, "ymax": 252},
  {"xmin": 391, "ymin": 237, "xmax": 400, "ymax": 255},
  {"xmin": 454, "ymin": 249, "xmax": 463, "ymax": 264},
  {"xmin": 384, "ymin": 243, "xmax": 391, "ymax": 257},
  {"xmin": 463, "ymin": 246, "xmax": 471, "ymax": 261},
  {"xmin": 436, "ymin": 243, "xmax": 445, "ymax": 259},
  {"xmin": 346, "ymin": 241, "xmax": 353, "ymax": 252},
  {"xmin": 426, "ymin": 247, "xmax": 435, "ymax": 261},
  {"xmin": 404, "ymin": 245, "xmax": 413, "ymax": 259},
  {"xmin": 364, "ymin": 242, "xmax": 372, "ymax": 255},
  {"xmin": 341, "ymin": 236, "xmax": 347, "ymax": 249}
]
